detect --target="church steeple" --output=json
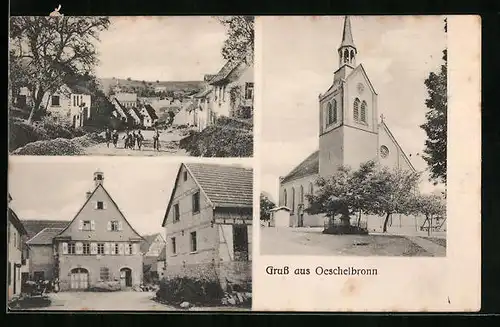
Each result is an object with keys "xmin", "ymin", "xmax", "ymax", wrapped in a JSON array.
[{"xmin": 338, "ymin": 16, "xmax": 357, "ymax": 68}]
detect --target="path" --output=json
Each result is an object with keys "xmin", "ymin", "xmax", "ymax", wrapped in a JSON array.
[
  {"xmin": 402, "ymin": 235, "xmax": 446, "ymax": 257},
  {"xmin": 83, "ymin": 129, "xmax": 189, "ymax": 156}
]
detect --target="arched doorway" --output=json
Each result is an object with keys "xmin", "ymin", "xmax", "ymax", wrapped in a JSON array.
[
  {"xmin": 70, "ymin": 268, "xmax": 89, "ymax": 290},
  {"xmin": 120, "ymin": 268, "xmax": 132, "ymax": 288}
]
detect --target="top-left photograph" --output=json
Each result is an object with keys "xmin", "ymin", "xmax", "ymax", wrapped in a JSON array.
[{"xmin": 8, "ymin": 16, "xmax": 254, "ymax": 157}]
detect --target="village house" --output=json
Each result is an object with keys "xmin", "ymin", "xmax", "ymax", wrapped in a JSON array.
[
  {"xmin": 154, "ymin": 85, "xmax": 167, "ymax": 93},
  {"xmin": 269, "ymin": 207, "xmax": 292, "ymax": 228},
  {"xmin": 111, "ymin": 98, "xmax": 133, "ymax": 124},
  {"xmin": 110, "ymin": 92, "xmax": 138, "ymax": 108},
  {"xmin": 157, "ymin": 247, "xmax": 167, "ymax": 279},
  {"xmin": 8, "ymin": 194, "xmax": 29, "ymax": 300},
  {"xmin": 209, "ymin": 56, "xmax": 254, "ymax": 119},
  {"xmin": 190, "ymin": 74, "xmax": 218, "ymax": 131},
  {"xmin": 22, "ymin": 220, "xmax": 70, "ymax": 282},
  {"xmin": 278, "ymin": 16, "xmax": 423, "ymax": 232},
  {"xmin": 161, "ymin": 163, "xmax": 252, "ymax": 291},
  {"xmin": 44, "ymin": 83, "xmax": 92, "ymax": 128},
  {"xmin": 140, "ymin": 233, "xmax": 166, "ymax": 284},
  {"xmin": 139, "ymin": 104, "xmax": 159, "ymax": 127},
  {"xmin": 50, "ymin": 170, "xmax": 144, "ymax": 291},
  {"xmin": 127, "ymin": 107, "xmax": 143, "ymax": 126}
]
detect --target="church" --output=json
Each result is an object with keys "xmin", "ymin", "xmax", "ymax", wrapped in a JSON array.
[{"xmin": 278, "ymin": 16, "xmax": 420, "ymax": 231}]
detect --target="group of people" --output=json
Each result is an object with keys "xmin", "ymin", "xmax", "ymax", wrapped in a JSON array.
[{"xmin": 104, "ymin": 128, "xmax": 161, "ymax": 151}]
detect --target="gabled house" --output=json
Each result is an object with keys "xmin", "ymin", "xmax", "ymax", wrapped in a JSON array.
[
  {"xmin": 127, "ymin": 107, "xmax": 143, "ymax": 126},
  {"xmin": 139, "ymin": 104, "xmax": 159, "ymax": 127},
  {"xmin": 161, "ymin": 163, "xmax": 253, "ymax": 291},
  {"xmin": 192, "ymin": 87, "xmax": 215, "ymax": 131},
  {"xmin": 111, "ymin": 98, "xmax": 133, "ymax": 124},
  {"xmin": 52, "ymin": 170, "xmax": 144, "ymax": 291},
  {"xmin": 8, "ymin": 194, "xmax": 28, "ymax": 300},
  {"xmin": 111, "ymin": 92, "xmax": 138, "ymax": 109},
  {"xmin": 140, "ymin": 233, "xmax": 166, "ymax": 284},
  {"xmin": 209, "ymin": 56, "xmax": 254, "ymax": 119}
]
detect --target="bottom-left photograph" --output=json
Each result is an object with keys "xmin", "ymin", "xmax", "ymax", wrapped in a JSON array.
[{"xmin": 7, "ymin": 159, "xmax": 253, "ymax": 311}]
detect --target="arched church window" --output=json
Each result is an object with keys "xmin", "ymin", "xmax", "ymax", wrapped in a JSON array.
[
  {"xmin": 327, "ymin": 102, "xmax": 333, "ymax": 126},
  {"xmin": 360, "ymin": 101, "xmax": 367, "ymax": 123},
  {"xmin": 309, "ymin": 183, "xmax": 314, "ymax": 195},
  {"xmin": 353, "ymin": 98, "xmax": 360, "ymax": 121},
  {"xmin": 283, "ymin": 189, "xmax": 287, "ymax": 206},
  {"xmin": 344, "ymin": 50, "xmax": 349, "ymax": 63},
  {"xmin": 350, "ymin": 50, "xmax": 355, "ymax": 62},
  {"xmin": 291, "ymin": 187, "xmax": 296, "ymax": 213},
  {"xmin": 300, "ymin": 185, "xmax": 304, "ymax": 204},
  {"xmin": 332, "ymin": 100, "xmax": 337, "ymax": 123}
]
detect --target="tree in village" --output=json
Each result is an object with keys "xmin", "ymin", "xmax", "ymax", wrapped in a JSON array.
[
  {"xmin": 420, "ymin": 17, "xmax": 447, "ymax": 185},
  {"xmin": 365, "ymin": 166, "xmax": 421, "ymax": 233},
  {"xmin": 9, "ymin": 16, "xmax": 111, "ymax": 124},
  {"xmin": 260, "ymin": 193, "xmax": 276, "ymax": 221},
  {"xmin": 411, "ymin": 193, "xmax": 446, "ymax": 236},
  {"xmin": 305, "ymin": 161, "xmax": 378, "ymax": 228},
  {"xmin": 215, "ymin": 16, "xmax": 254, "ymax": 64}
]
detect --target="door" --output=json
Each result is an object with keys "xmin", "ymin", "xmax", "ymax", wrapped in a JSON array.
[
  {"xmin": 70, "ymin": 268, "xmax": 89, "ymax": 290},
  {"xmin": 21, "ymin": 272, "xmax": 29, "ymax": 294},
  {"xmin": 120, "ymin": 268, "xmax": 132, "ymax": 287}
]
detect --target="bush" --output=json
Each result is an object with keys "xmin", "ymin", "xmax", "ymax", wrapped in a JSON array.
[
  {"xmin": 88, "ymin": 281, "xmax": 121, "ymax": 292},
  {"xmin": 9, "ymin": 118, "xmax": 49, "ymax": 151},
  {"xmin": 322, "ymin": 225, "xmax": 369, "ymax": 235},
  {"xmin": 156, "ymin": 277, "xmax": 224, "ymax": 306},
  {"xmin": 12, "ymin": 138, "xmax": 85, "ymax": 156},
  {"xmin": 180, "ymin": 125, "xmax": 253, "ymax": 157},
  {"xmin": 216, "ymin": 116, "xmax": 253, "ymax": 131}
]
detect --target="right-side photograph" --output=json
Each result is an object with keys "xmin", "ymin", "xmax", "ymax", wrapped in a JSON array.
[{"xmin": 259, "ymin": 16, "xmax": 447, "ymax": 257}]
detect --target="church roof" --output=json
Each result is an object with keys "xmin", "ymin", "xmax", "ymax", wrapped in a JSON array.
[
  {"xmin": 340, "ymin": 16, "xmax": 356, "ymax": 49},
  {"xmin": 280, "ymin": 150, "xmax": 320, "ymax": 184}
]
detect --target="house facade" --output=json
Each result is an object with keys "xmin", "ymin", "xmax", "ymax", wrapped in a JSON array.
[
  {"xmin": 278, "ymin": 16, "xmax": 421, "ymax": 232},
  {"xmin": 52, "ymin": 170, "xmax": 144, "ymax": 291},
  {"xmin": 139, "ymin": 104, "xmax": 159, "ymax": 127},
  {"xmin": 161, "ymin": 163, "xmax": 252, "ymax": 291},
  {"xmin": 140, "ymin": 233, "xmax": 166, "ymax": 283},
  {"xmin": 8, "ymin": 194, "xmax": 28, "ymax": 300},
  {"xmin": 111, "ymin": 92, "xmax": 138, "ymax": 108},
  {"xmin": 44, "ymin": 84, "xmax": 92, "ymax": 128},
  {"xmin": 209, "ymin": 57, "xmax": 254, "ymax": 119}
]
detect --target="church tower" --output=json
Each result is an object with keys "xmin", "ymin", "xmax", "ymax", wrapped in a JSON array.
[{"xmin": 318, "ymin": 16, "xmax": 379, "ymax": 177}]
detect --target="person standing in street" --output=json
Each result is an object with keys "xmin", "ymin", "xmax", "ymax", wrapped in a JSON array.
[
  {"xmin": 112, "ymin": 130, "xmax": 119, "ymax": 148},
  {"xmin": 105, "ymin": 128, "xmax": 112, "ymax": 148},
  {"xmin": 137, "ymin": 130, "xmax": 144, "ymax": 150},
  {"xmin": 153, "ymin": 128, "xmax": 160, "ymax": 151}
]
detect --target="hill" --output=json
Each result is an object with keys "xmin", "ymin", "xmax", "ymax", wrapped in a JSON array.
[{"xmin": 98, "ymin": 78, "xmax": 205, "ymax": 96}]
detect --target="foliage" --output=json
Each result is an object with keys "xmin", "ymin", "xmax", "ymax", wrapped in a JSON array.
[
  {"xmin": 180, "ymin": 124, "xmax": 253, "ymax": 157},
  {"xmin": 411, "ymin": 193, "xmax": 446, "ymax": 235},
  {"xmin": 216, "ymin": 16, "xmax": 254, "ymax": 64},
  {"xmin": 9, "ymin": 16, "xmax": 110, "ymax": 123},
  {"xmin": 216, "ymin": 116, "xmax": 253, "ymax": 131},
  {"xmin": 156, "ymin": 276, "xmax": 224, "ymax": 306},
  {"xmin": 88, "ymin": 281, "xmax": 121, "ymax": 292},
  {"xmin": 12, "ymin": 138, "xmax": 85, "ymax": 156},
  {"xmin": 260, "ymin": 193, "xmax": 276, "ymax": 221},
  {"xmin": 420, "ymin": 18, "xmax": 447, "ymax": 185}
]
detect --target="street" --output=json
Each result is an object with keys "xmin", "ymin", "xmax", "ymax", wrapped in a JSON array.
[
  {"xmin": 26, "ymin": 291, "xmax": 248, "ymax": 311},
  {"xmin": 83, "ymin": 129, "xmax": 188, "ymax": 156},
  {"xmin": 260, "ymin": 227, "xmax": 446, "ymax": 257}
]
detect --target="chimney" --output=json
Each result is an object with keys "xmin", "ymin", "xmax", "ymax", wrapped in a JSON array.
[{"xmin": 86, "ymin": 191, "xmax": 92, "ymax": 199}]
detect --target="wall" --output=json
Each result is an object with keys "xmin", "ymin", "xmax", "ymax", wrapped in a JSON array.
[
  {"xmin": 29, "ymin": 245, "xmax": 56, "ymax": 280},
  {"xmin": 164, "ymin": 164, "xmax": 217, "ymax": 267},
  {"xmin": 319, "ymin": 126, "xmax": 344, "ymax": 177},
  {"xmin": 279, "ymin": 174, "xmax": 325, "ymax": 227},
  {"xmin": 272, "ymin": 210, "xmax": 291, "ymax": 227},
  {"xmin": 7, "ymin": 220, "xmax": 23, "ymax": 299},
  {"xmin": 58, "ymin": 253, "xmax": 143, "ymax": 291},
  {"xmin": 44, "ymin": 87, "xmax": 92, "ymax": 128},
  {"xmin": 342, "ymin": 125, "xmax": 378, "ymax": 170},
  {"xmin": 378, "ymin": 124, "xmax": 414, "ymax": 172}
]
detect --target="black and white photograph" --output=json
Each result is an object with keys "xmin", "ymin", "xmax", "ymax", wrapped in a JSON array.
[
  {"xmin": 259, "ymin": 16, "xmax": 447, "ymax": 257},
  {"xmin": 9, "ymin": 16, "xmax": 254, "ymax": 157},
  {"xmin": 7, "ymin": 159, "xmax": 252, "ymax": 311}
]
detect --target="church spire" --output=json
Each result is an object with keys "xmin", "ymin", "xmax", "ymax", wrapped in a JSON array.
[{"xmin": 338, "ymin": 16, "xmax": 357, "ymax": 68}]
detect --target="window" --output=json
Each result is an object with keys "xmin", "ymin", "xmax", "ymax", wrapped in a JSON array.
[
  {"xmin": 83, "ymin": 243, "xmax": 90, "ymax": 255},
  {"xmin": 68, "ymin": 243, "xmax": 76, "ymax": 254},
  {"xmin": 291, "ymin": 188, "xmax": 295, "ymax": 213},
  {"xmin": 114, "ymin": 243, "xmax": 119, "ymax": 255},
  {"xmin": 82, "ymin": 220, "xmax": 92, "ymax": 231},
  {"xmin": 300, "ymin": 185, "xmax": 304, "ymax": 204},
  {"xmin": 96, "ymin": 174, "xmax": 103, "ymax": 180},
  {"xmin": 73, "ymin": 95, "xmax": 76, "ymax": 107},
  {"xmin": 245, "ymin": 82, "xmax": 254, "ymax": 100},
  {"xmin": 284, "ymin": 189, "xmax": 287, "ymax": 206},
  {"xmin": 111, "ymin": 221, "xmax": 119, "ymax": 231},
  {"xmin": 353, "ymin": 98, "xmax": 360, "ymax": 121},
  {"xmin": 97, "ymin": 201, "xmax": 104, "ymax": 210},
  {"xmin": 171, "ymin": 237, "xmax": 177, "ymax": 254},
  {"xmin": 173, "ymin": 203, "xmax": 180, "ymax": 222},
  {"xmin": 360, "ymin": 101, "xmax": 367, "ymax": 123},
  {"xmin": 13, "ymin": 231, "xmax": 17, "ymax": 249},
  {"xmin": 97, "ymin": 243, "xmax": 104, "ymax": 255},
  {"xmin": 128, "ymin": 244, "xmax": 133, "ymax": 255},
  {"xmin": 192, "ymin": 192, "xmax": 200, "ymax": 213},
  {"xmin": 190, "ymin": 232, "xmax": 197, "ymax": 252},
  {"xmin": 100, "ymin": 267, "xmax": 110, "ymax": 281},
  {"xmin": 8, "ymin": 262, "xmax": 11, "ymax": 285},
  {"xmin": 327, "ymin": 102, "xmax": 333, "ymax": 126},
  {"xmin": 183, "ymin": 171, "xmax": 188, "ymax": 181},
  {"xmin": 309, "ymin": 183, "xmax": 314, "ymax": 195},
  {"xmin": 233, "ymin": 225, "xmax": 249, "ymax": 261},
  {"xmin": 333, "ymin": 100, "xmax": 338, "ymax": 123},
  {"xmin": 51, "ymin": 95, "xmax": 60, "ymax": 106},
  {"xmin": 34, "ymin": 271, "xmax": 45, "ymax": 281},
  {"xmin": 350, "ymin": 50, "xmax": 355, "ymax": 61}
]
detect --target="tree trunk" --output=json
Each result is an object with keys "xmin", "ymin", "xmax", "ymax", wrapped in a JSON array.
[
  {"xmin": 27, "ymin": 88, "xmax": 44, "ymax": 125},
  {"xmin": 428, "ymin": 215, "xmax": 432, "ymax": 236},
  {"xmin": 382, "ymin": 212, "xmax": 391, "ymax": 233},
  {"xmin": 357, "ymin": 211, "xmax": 362, "ymax": 227}
]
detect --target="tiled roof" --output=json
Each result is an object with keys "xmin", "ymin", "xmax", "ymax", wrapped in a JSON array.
[
  {"xmin": 186, "ymin": 163, "xmax": 253, "ymax": 208},
  {"xmin": 140, "ymin": 233, "xmax": 159, "ymax": 254},
  {"xmin": 209, "ymin": 60, "xmax": 241, "ymax": 85},
  {"xmin": 144, "ymin": 104, "xmax": 159, "ymax": 120},
  {"xmin": 67, "ymin": 84, "xmax": 92, "ymax": 95},
  {"xmin": 280, "ymin": 150, "xmax": 319, "ymax": 184},
  {"xmin": 129, "ymin": 107, "xmax": 143, "ymax": 119},
  {"xmin": 113, "ymin": 99, "xmax": 134, "ymax": 121},
  {"xmin": 21, "ymin": 219, "xmax": 70, "ymax": 240},
  {"xmin": 194, "ymin": 88, "xmax": 212, "ymax": 98},
  {"xmin": 27, "ymin": 228, "xmax": 64, "ymax": 245}
]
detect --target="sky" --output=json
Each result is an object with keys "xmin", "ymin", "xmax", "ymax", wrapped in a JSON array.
[
  {"xmin": 93, "ymin": 16, "xmax": 228, "ymax": 81},
  {"xmin": 8, "ymin": 159, "xmax": 252, "ymax": 236},
  {"xmin": 259, "ymin": 16, "xmax": 447, "ymax": 203}
]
